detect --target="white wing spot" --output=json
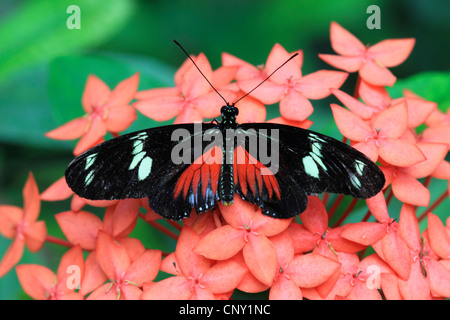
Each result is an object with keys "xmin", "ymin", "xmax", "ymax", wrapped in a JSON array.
[
  {"xmin": 350, "ymin": 174, "xmax": 362, "ymax": 189},
  {"xmin": 303, "ymin": 155, "xmax": 320, "ymax": 178},
  {"xmin": 85, "ymin": 153, "xmax": 97, "ymax": 170},
  {"xmin": 355, "ymin": 160, "xmax": 365, "ymax": 176},
  {"xmin": 85, "ymin": 170, "xmax": 95, "ymax": 186},
  {"xmin": 138, "ymin": 156, "xmax": 153, "ymax": 181}
]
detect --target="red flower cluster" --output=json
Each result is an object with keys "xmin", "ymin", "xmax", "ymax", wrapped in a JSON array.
[{"xmin": 1, "ymin": 22, "xmax": 449, "ymax": 300}]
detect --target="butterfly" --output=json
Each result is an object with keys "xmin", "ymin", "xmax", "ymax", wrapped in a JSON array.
[{"xmin": 65, "ymin": 42, "xmax": 385, "ymax": 220}]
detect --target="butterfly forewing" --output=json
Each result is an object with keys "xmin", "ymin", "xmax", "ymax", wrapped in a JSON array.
[
  {"xmin": 65, "ymin": 123, "xmax": 220, "ymax": 220},
  {"xmin": 239, "ymin": 123, "xmax": 385, "ymax": 201}
]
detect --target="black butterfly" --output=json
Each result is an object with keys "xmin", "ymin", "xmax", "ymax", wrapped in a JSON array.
[{"xmin": 65, "ymin": 43, "xmax": 385, "ymax": 220}]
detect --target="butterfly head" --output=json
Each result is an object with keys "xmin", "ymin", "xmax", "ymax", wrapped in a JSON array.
[{"xmin": 220, "ymin": 103, "xmax": 239, "ymax": 128}]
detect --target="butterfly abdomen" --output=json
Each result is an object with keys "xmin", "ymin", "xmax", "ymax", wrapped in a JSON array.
[{"xmin": 218, "ymin": 139, "xmax": 235, "ymax": 205}]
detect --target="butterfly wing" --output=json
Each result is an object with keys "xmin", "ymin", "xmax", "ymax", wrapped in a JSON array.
[
  {"xmin": 65, "ymin": 123, "xmax": 220, "ymax": 220},
  {"xmin": 237, "ymin": 123, "xmax": 385, "ymax": 218}
]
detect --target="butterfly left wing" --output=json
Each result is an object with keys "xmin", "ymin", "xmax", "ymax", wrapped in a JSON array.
[
  {"xmin": 65, "ymin": 123, "xmax": 220, "ymax": 220},
  {"xmin": 236, "ymin": 123, "xmax": 385, "ymax": 218}
]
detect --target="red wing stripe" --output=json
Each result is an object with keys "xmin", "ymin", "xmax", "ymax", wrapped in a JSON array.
[
  {"xmin": 234, "ymin": 146, "xmax": 280, "ymax": 200},
  {"xmin": 174, "ymin": 146, "xmax": 223, "ymax": 200}
]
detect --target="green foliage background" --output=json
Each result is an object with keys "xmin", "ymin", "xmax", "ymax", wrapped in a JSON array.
[{"xmin": 0, "ymin": 0, "xmax": 449, "ymax": 299}]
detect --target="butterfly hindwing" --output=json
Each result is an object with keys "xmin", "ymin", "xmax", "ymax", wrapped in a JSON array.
[{"xmin": 232, "ymin": 127, "xmax": 308, "ymax": 218}]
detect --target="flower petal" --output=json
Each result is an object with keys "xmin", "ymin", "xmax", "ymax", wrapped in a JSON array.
[
  {"xmin": 279, "ymin": 89, "xmax": 314, "ymax": 121},
  {"xmin": 55, "ymin": 211, "xmax": 103, "ymax": 250},
  {"xmin": 22, "ymin": 172, "xmax": 40, "ymax": 223},
  {"xmin": 329, "ymin": 22, "xmax": 365, "ymax": 56},
  {"xmin": 341, "ymin": 222, "xmax": 387, "ymax": 246},
  {"xmin": 107, "ymin": 73, "xmax": 140, "ymax": 109},
  {"xmin": 201, "ymin": 260, "xmax": 246, "ymax": 294},
  {"xmin": 391, "ymin": 172, "xmax": 430, "ymax": 207},
  {"xmin": 16, "ymin": 264, "xmax": 55, "ymax": 300},
  {"xmin": 403, "ymin": 142, "xmax": 449, "ymax": 178},
  {"xmin": 330, "ymin": 104, "xmax": 372, "ymax": 141},
  {"xmin": 295, "ymin": 70, "xmax": 348, "ymax": 99},
  {"xmin": 299, "ymin": 196, "xmax": 328, "ymax": 234},
  {"xmin": 243, "ymin": 235, "xmax": 277, "ymax": 286},
  {"xmin": 141, "ymin": 276, "xmax": 193, "ymax": 300},
  {"xmin": 398, "ymin": 259, "xmax": 430, "ymax": 300},
  {"xmin": 23, "ymin": 220, "xmax": 46, "ymax": 252},
  {"xmin": 427, "ymin": 212, "xmax": 450, "ymax": 259},
  {"xmin": 332, "ymin": 89, "xmax": 377, "ymax": 119},
  {"xmin": 318, "ymin": 54, "xmax": 363, "ymax": 72},
  {"xmin": 133, "ymin": 96, "xmax": 183, "ymax": 121},
  {"xmin": 378, "ymin": 139, "xmax": 426, "ymax": 167},
  {"xmin": 288, "ymin": 254, "xmax": 341, "ymax": 288},
  {"xmin": 0, "ymin": 206, "xmax": 22, "ymax": 238},
  {"xmin": 176, "ymin": 227, "xmax": 212, "ymax": 277},
  {"xmin": 105, "ymin": 105, "xmax": 137, "ymax": 133},
  {"xmin": 428, "ymin": 259, "xmax": 450, "ymax": 297},
  {"xmin": 366, "ymin": 192, "xmax": 390, "ymax": 222},
  {"xmin": 82, "ymin": 75, "xmax": 111, "ymax": 113},
  {"xmin": 195, "ymin": 225, "xmax": 246, "ymax": 260},
  {"xmin": 56, "ymin": 245, "xmax": 84, "ymax": 285},
  {"xmin": 368, "ymin": 39, "xmax": 415, "ymax": 67},
  {"xmin": 96, "ymin": 231, "xmax": 130, "ymax": 280},
  {"xmin": 269, "ymin": 276, "xmax": 302, "ymax": 300},
  {"xmin": 79, "ymin": 252, "xmax": 107, "ymax": 296},
  {"xmin": 373, "ymin": 102, "xmax": 408, "ymax": 138},
  {"xmin": 359, "ymin": 59, "xmax": 397, "ymax": 87},
  {"xmin": 73, "ymin": 117, "xmax": 107, "ymax": 155},
  {"xmin": 381, "ymin": 232, "xmax": 411, "ymax": 280},
  {"xmin": 45, "ymin": 117, "xmax": 88, "ymax": 141},
  {"xmin": 0, "ymin": 237, "xmax": 25, "ymax": 277},
  {"xmin": 125, "ymin": 250, "xmax": 162, "ymax": 286},
  {"xmin": 40, "ymin": 176, "xmax": 73, "ymax": 201},
  {"xmin": 265, "ymin": 44, "xmax": 302, "ymax": 83},
  {"xmin": 398, "ymin": 204, "xmax": 421, "ymax": 251},
  {"xmin": 237, "ymin": 78, "xmax": 285, "ymax": 105}
]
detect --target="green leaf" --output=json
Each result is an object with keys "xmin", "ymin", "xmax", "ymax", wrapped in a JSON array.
[
  {"xmin": 0, "ymin": 0, "xmax": 135, "ymax": 81},
  {"xmin": 0, "ymin": 64, "xmax": 71, "ymax": 149},
  {"xmin": 388, "ymin": 72, "xmax": 450, "ymax": 112}
]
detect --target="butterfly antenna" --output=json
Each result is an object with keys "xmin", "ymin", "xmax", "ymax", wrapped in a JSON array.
[
  {"xmin": 234, "ymin": 52, "xmax": 299, "ymax": 105},
  {"xmin": 173, "ymin": 40, "xmax": 229, "ymax": 105}
]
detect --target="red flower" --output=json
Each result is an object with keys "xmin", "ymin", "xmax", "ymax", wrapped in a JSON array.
[
  {"xmin": 40, "ymin": 176, "xmax": 118, "ymax": 212},
  {"xmin": 45, "ymin": 73, "xmax": 139, "ymax": 155},
  {"xmin": 381, "ymin": 142, "xmax": 448, "ymax": 206},
  {"xmin": 16, "ymin": 245, "xmax": 84, "ymax": 300},
  {"xmin": 331, "ymin": 102, "xmax": 426, "ymax": 166},
  {"xmin": 55, "ymin": 199, "xmax": 141, "ymax": 250},
  {"xmin": 396, "ymin": 205, "xmax": 450, "ymax": 299},
  {"xmin": 289, "ymin": 196, "xmax": 365, "ymax": 256},
  {"xmin": 332, "ymin": 82, "xmax": 436, "ymax": 127},
  {"xmin": 141, "ymin": 226, "xmax": 246, "ymax": 300},
  {"xmin": 87, "ymin": 231, "xmax": 161, "ymax": 300},
  {"xmin": 0, "ymin": 173, "xmax": 46, "ymax": 277},
  {"xmin": 268, "ymin": 230, "xmax": 341, "ymax": 300},
  {"xmin": 134, "ymin": 54, "xmax": 237, "ymax": 124},
  {"xmin": 194, "ymin": 196, "xmax": 292, "ymax": 286},
  {"xmin": 236, "ymin": 44, "xmax": 347, "ymax": 121},
  {"xmin": 320, "ymin": 22, "xmax": 415, "ymax": 86}
]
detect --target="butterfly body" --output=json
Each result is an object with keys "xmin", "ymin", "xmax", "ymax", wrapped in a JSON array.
[{"xmin": 65, "ymin": 101, "xmax": 385, "ymax": 220}]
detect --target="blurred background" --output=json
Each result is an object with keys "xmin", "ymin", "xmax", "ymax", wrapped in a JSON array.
[{"xmin": 0, "ymin": 0, "xmax": 449, "ymax": 299}]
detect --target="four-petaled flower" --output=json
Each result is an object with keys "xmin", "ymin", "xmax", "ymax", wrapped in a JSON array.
[
  {"xmin": 319, "ymin": 22, "xmax": 415, "ymax": 86},
  {"xmin": 45, "ymin": 73, "xmax": 139, "ymax": 155},
  {"xmin": 236, "ymin": 43, "xmax": 348, "ymax": 121},
  {"xmin": 0, "ymin": 173, "xmax": 47, "ymax": 277}
]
